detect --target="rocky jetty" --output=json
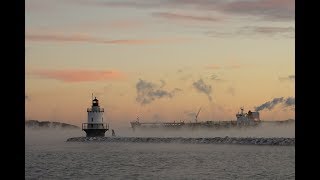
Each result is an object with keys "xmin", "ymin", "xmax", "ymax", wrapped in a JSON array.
[
  {"xmin": 66, "ymin": 136, "xmax": 295, "ymax": 146},
  {"xmin": 26, "ymin": 120, "xmax": 80, "ymax": 129}
]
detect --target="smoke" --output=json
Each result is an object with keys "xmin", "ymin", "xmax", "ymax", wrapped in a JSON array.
[
  {"xmin": 160, "ymin": 79, "xmax": 166, "ymax": 88},
  {"xmin": 226, "ymin": 87, "xmax": 235, "ymax": 96},
  {"xmin": 136, "ymin": 79, "xmax": 181, "ymax": 105},
  {"xmin": 192, "ymin": 79, "xmax": 212, "ymax": 101},
  {"xmin": 284, "ymin": 97, "xmax": 295, "ymax": 106},
  {"xmin": 255, "ymin": 97, "xmax": 284, "ymax": 111},
  {"xmin": 255, "ymin": 97, "xmax": 295, "ymax": 111},
  {"xmin": 283, "ymin": 97, "xmax": 295, "ymax": 110},
  {"xmin": 185, "ymin": 111, "xmax": 197, "ymax": 119},
  {"xmin": 210, "ymin": 74, "xmax": 222, "ymax": 81},
  {"xmin": 279, "ymin": 75, "xmax": 295, "ymax": 82}
]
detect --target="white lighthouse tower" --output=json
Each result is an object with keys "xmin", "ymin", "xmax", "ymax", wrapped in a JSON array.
[{"xmin": 82, "ymin": 95, "xmax": 109, "ymax": 137}]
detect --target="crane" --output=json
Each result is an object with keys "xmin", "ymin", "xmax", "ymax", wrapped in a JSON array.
[{"xmin": 195, "ymin": 107, "xmax": 202, "ymax": 123}]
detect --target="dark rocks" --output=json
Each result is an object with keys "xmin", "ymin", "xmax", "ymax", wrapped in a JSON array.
[{"xmin": 66, "ymin": 136, "xmax": 295, "ymax": 146}]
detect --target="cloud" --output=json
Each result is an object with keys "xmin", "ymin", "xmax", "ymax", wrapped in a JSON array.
[
  {"xmin": 227, "ymin": 64, "xmax": 241, "ymax": 69},
  {"xmin": 210, "ymin": 74, "xmax": 220, "ymax": 80},
  {"xmin": 136, "ymin": 79, "xmax": 181, "ymax": 105},
  {"xmin": 26, "ymin": 33, "xmax": 191, "ymax": 45},
  {"xmin": 29, "ymin": 69, "xmax": 126, "ymax": 82},
  {"xmin": 78, "ymin": 20, "xmax": 145, "ymax": 31},
  {"xmin": 79, "ymin": 1, "xmax": 161, "ymax": 8},
  {"xmin": 192, "ymin": 79, "xmax": 212, "ymax": 101},
  {"xmin": 246, "ymin": 26, "xmax": 294, "ymax": 34},
  {"xmin": 239, "ymin": 26, "xmax": 295, "ymax": 38},
  {"xmin": 283, "ymin": 97, "xmax": 295, "ymax": 110},
  {"xmin": 206, "ymin": 63, "xmax": 241, "ymax": 70},
  {"xmin": 221, "ymin": 0, "xmax": 294, "ymax": 21},
  {"xmin": 81, "ymin": 0, "xmax": 294, "ymax": 21},
  {"xmin": 254, "ymin": 97, "xmax": 295, "ymax": 111},
  {"xmin": 206, "ymin": 64, "xmax": 221, "ymax": 69},
  {"xmin": 279, "ymin": 75, "xmax": 295, "ymax": 82},
  {"xmin": 152, "ymin": 12, "xmax": 220, "ymax": 22},
  {"xmin": 180, "ymin": 74, "xmax": 193, "ymax": 81},
  {"xmin": 208, "ymin": 74, "xmax": 225, "ymax": 82},
  {"xmin": 226, "ymin": 87, "xmax": 235, "ymax": 96},
  {"xmin": 108, "ymin": 20, "xmax": 144, "ymax": 29},
  {"xmin": 173, "ymin": 88, "xmax": 183, "ymax": 92},
  {"xmin": 152, "ymin": 113, "xmax": 165, "ymax": 122},
  {"xmin": 26, "ymin": 0, "xmax": 57, "ymax": 12},
  {"xmin": 160, "ymin": 79, "xmax": 166, "ymax": 88},
  {"xmin": 184, "ymin": 111, "xmax": 197, "ymax": 119},
  {"xmin": 207, "ymin": 26, "xmax": 294, "ymax": 38},
  {"xmin": 205, "ymin": 31, "xmax": 234, "ymax": 38}
]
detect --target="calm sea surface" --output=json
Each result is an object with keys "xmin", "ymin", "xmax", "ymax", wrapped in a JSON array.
[{"xmin": 25, "ymin": 128, "xmax": 295, "ymax": 180}]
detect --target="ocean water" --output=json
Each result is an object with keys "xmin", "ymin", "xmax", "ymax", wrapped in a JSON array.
[{"xmin": 25, "ymin": 126, "xmax": 295, "ymax": 180}]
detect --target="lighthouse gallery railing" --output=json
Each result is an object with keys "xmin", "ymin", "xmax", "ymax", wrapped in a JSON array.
[
  {"xmin": 82, "ymin": 123, "xmax": 109, "ymax": 130},
  {"xmin": 87, "ymin": 108, "xmax": 104, "ymax": 112}
]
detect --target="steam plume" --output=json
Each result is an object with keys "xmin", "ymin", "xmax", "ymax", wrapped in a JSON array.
[
  {"xmin": 192, "ymin": 79, "xmax": 212, "ymax": 101},
  {"xmin": 136, "ymin": 79, "xmax": 181, "ymax": 105}
]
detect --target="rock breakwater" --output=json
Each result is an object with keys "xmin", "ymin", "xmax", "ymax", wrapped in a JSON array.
[{"xmin": 66, "ymin": 136, "xmax": 294, "ymax": 146}]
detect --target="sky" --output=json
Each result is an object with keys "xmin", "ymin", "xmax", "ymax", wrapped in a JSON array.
[{"xmin": 25, "ymin": 0, "xmax": 295, "ymax": 127}]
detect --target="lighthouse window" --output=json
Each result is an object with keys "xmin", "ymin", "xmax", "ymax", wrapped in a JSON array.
[
  {"xmin": 91, "ymin": 118, "xmax": 93, "ymax": 122},
  {"xmin": 102, "ymin": 118, "xmax": 103, "ymax": 122}
]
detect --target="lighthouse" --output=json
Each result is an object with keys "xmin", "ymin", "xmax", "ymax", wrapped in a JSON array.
[{"xmin": 82, "ymin": 95, "xmax": 109, "ymax": 137}]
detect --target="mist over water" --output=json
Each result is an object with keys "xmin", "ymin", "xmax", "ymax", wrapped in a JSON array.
[
  {"xmin": 25, "ymin": 122, "xmax": 294, "ymax": 145},
  {"xmin": 25, "ymin": 128, "xmax": 83, "ymax": 146},
  {"xmin": 113, "ymin": 122, "xmax": 295, "ymax": 138},
  {"xmin": 25, "ymin": 123, "xmax": 295, "ymax": 179}
]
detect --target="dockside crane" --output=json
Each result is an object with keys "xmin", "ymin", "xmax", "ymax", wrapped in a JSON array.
[{"xmin": 195, "ymin": 107, "xmax": 202, "ymax": 123}]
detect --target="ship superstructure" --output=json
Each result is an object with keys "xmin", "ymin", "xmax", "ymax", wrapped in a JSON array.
[{"xmin": 236, "ymin": 107, "xmax": 260, "ymax": 125}]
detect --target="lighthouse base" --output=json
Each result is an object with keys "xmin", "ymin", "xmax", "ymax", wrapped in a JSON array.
[{"xmin": 83, "ymin": 129, "xmax": 108, "ymax": 137}]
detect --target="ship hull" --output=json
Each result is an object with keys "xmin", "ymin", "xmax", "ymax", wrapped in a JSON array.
[{"xmin": 130, "ymin": 121, "xmax": 261, "ymax": 130}]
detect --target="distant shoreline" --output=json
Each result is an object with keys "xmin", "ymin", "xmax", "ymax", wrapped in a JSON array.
[{"xmin": 25, "ymin": 120, "xmax": 80, "ymax": 129}]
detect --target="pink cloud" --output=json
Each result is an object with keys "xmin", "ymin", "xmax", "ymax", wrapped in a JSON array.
[
  {"xmin": 25, "ymin": 33, "xmax": 191, "ymax": 45},
  {"xmin": 79, "ymin": 20, "xmax": 144, "ymax": 31},
  {"xmin": 226, "ymin": 64, "xmax": 241, "ymax": 69},
  {"xmin": 106, "ymin": 38, "xmax": 190, "ymax": 44},
  {"xmin": 152, "ymin": 12, "xmax": 221, "ymax": 22},
  {"xmin": 30, "ymin": 69, "xmax": 126, "ymax": 82},
  {"xmin": 26, "ymin": 33, "xmax": 101, "ymax": 43},
  {"xmin": 206, "ymin": 64, "xmax": 221, "ymax": 69},
  {"xmin": 206, "ymin": 63, "xmax": 241, "ymax": 70}
]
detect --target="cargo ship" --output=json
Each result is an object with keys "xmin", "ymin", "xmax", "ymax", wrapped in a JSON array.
[{"xmin": 130, "ymin": 107, "xmax": 262, "ymax": 130}]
